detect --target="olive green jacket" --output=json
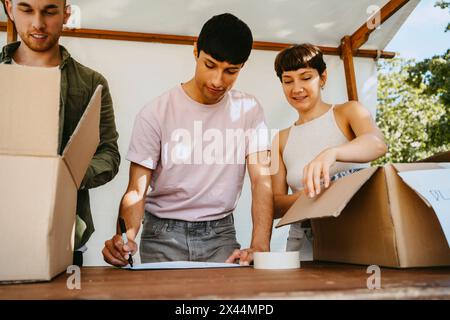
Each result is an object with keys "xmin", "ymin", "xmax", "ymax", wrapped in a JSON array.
[{"xmin": 1, "ymin": 42, "xmax": 121, "ymax": 249}]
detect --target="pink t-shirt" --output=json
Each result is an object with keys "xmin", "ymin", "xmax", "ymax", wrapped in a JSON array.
[{"xmin": 126, "ymin": 84, "xmax": 270, "ymax": 221}]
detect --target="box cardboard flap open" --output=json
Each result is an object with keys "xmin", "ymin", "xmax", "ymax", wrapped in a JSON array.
[
  {"xmin": 62, "ymin": 85, "xmax": 102, "ymax": 189},
  {"xmin": 0, "ymin": 65, "xmax": 60, "ymax": 156},
  {"xmin": 418, "ymin": 150, "xmax": 450, "ymax": 163},
  {"xmin": 277, "ymin": 167, "xmax": 378, "ymax": 228},
  {"xmin": 392, "ymin": 162, "xmax": 446, "ymax": 173},
  {"xmin": 392, "ymin": 163, "xmax": 448, "ymax": 207},
  {"xmin": 392, "ymin": 163, "xmax": 450, "ymax": 247}
]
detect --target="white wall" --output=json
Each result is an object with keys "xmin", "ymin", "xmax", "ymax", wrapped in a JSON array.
[{"xmin": 0, "ymin": 33, "xmax": 377, "ymax": 266}]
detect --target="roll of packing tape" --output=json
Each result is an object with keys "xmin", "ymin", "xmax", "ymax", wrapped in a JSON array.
[{"xmin": 253, "ymin": 251, "xmax": 300, "ymax": 270}]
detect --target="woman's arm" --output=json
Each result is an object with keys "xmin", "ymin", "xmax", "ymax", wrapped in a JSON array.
[
  {"xmin": 333, "ymin": 101, "xmax": 387, "ymax": 162},
  {"xmin": 271, "ymin": 129, "xmax": 302, "ymax": 219},
  {"xmin": 303, "ymin": 101, "xmax": 388, "ymax": 198}
]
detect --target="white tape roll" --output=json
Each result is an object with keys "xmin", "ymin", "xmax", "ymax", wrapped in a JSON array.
[{"xmin": 253, "ymin": 251, "xmax": 300, "ymax": 270}]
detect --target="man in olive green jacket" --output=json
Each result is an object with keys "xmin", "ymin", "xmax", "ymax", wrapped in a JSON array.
[{"xmin": 1, "ymin": 0, "xmax": 120, "ymax": 266}]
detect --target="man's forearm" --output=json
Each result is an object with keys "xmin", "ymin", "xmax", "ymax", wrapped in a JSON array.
[
  {"xmin": 81, "ymin": 144, "xmax": 120, "ymax": 190},
  {"xmin": 117, "ymin": 191, "xmax": 145, "ymax": 240},
  {"xmin": 250, "ymin": 175, "xmax": 274, "ymax": 251}
]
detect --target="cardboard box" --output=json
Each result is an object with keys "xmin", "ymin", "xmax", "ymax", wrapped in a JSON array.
[
  {"xmin": 277, "ymin": 154, "xmax": 450, "ymax": 268},
  {"xmin": 0, "ymin": 65, "xmax": 101, "ymax": 282}
]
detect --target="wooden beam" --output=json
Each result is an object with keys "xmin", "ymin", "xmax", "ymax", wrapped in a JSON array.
[
  {"xmin": 1, "ymin": 0, "xmax": 17, "ymax": 43},
  {"xmin": 0, "ymin": 21, "xmax": 396, "ymax": 59},
  {"xmin": 338, "ymin": 0, "xmax": 409, "ymax": 102},
  {"xmin": 251, "ymin": 41, "xmax": 395, "ymax": 58},
  {"xmin": 62, "ymin": 27, "xmax": 198, "ymax": 46},
  {"xmin": 351, "ymin": 0, "xmax": 410, "ymax": 50},
  {"xmin": 6, "ymin": 18, "xmax": 17, "ymax": 43},
  {"xmin": 341, "ymin": 36, "xmax": 359, "ymax": 101}
]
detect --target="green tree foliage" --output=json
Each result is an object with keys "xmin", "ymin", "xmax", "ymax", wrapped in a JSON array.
[
  {"xmin": 435, "ymin": 0, "xmax": 449, "ymax": 32},
  {"xmin": 374, "ymin": 58, "xmax": 449, "ymax": 164},
  {"xmin": 407, "ymin": 49, "xmax": 450, "ymax": 106},
  {"xmin": 374, "ymin": 1, "xmax": 449, "ymax": 165}
]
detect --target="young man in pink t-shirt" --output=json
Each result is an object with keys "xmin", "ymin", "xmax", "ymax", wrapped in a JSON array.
[{"xmin": 103, "ymin": 13, "xmax": 274, "ymax": 266}]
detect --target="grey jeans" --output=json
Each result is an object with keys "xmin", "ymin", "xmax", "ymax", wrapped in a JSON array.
[
  {"xmin": 286, "ymin": 222, "xmax": 314, "ymax": 261},
  {"xmin": 140, "ymin": 212, "xmax": 241, "ymax": 263}
]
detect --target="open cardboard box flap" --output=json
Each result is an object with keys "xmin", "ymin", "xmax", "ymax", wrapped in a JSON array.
[
  {"xmin": 391, "ymin": 161, "xmax": 450, "ymax": 248},
  {"xmin": 419, "ymin": 150, "xmax": 450, "ymax": 163},
  {"xmin": 276, "ymin": 167, "xmax": 378, "ymax": 228},
  {"xmin": 391, "ymin": 162, "xmax": 446, "ymax": 208},
  {"xmin": 392, "ymin": 162, "xmax": 445, "ymax": 172},
  {"xmin": 0, "ymin": 65, "xmax": 60, "ymax": 156},
  {"xmin": 0, "ymin": 64, "xmax": 101, "ymax": 190},
  {"xmin": 276, "ymin": 154, "xmax": 449, "ymax": 229},
  {"xmin": 62, "ymin": 85, "xmax": 102, "ymax": 189}
]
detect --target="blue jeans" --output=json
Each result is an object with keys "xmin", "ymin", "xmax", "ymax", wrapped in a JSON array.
[{"xmin": 140, "ymin": 212, "xmax": 241, "ymax": 263}]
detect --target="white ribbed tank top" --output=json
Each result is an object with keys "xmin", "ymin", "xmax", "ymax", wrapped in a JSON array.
[{"xmin": 282, "ymin": 105, "xmax": 367, "ymax": 192}]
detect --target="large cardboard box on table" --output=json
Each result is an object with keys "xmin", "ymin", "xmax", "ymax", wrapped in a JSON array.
[
  {"xmin": 0, "ymin": 65, "xmax": 101, "ymax": 282},
  {"xmin": 277, "ymin": 153, "xmax": 450, "ymax": 268}
]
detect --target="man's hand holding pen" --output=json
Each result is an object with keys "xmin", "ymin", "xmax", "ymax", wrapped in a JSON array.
[{"xmin": 102, "ymin": 234, "xmax": 137, "ymax": 267}]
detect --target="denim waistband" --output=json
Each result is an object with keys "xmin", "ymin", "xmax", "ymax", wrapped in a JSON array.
[{"xmin": 144, "ymin": 211, "xmax": 234, "ymax": 229}]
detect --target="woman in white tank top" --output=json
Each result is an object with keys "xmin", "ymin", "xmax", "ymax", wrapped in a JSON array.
[{"xmin": 271, "ymin": 44, "xmax": 388, "ymax": 257}]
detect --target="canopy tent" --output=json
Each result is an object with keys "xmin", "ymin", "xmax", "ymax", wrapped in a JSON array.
[
  {"xmin": 2, "ymin": 0, "xmax": 419, "ymax": 99},
  {"xmin": 1, "ymin": 0, "xmax": 418, "ymax": 47},
  {"xmin": 0, "ymin": 0, "xmax": 420, "ymax": 265}
]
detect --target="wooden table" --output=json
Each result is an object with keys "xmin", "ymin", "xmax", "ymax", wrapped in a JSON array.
[{"xmin": 1, "ymin": 262, "xmax": 449, "ymax": 300}]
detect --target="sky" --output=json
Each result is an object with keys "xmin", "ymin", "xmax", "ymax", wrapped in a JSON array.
[{"xmin": 386, "ymin": 0, "xmax": 450, "ymax": 60}]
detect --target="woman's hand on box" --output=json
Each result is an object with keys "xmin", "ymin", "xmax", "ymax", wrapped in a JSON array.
[
  {"xmin": 302, "ymin": 148, "xmax": 337, "ymax": 198},
  {"xmin": 102, "ymin": 234, "xmax": 137, "ymax": 267}
]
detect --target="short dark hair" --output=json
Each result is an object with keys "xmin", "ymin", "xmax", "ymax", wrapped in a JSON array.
[
  {"xmin": 275, "ymin": 44, "xmax": 327, "ymax": 81},
  {"xmin": 197, "ymin": 13, "xmax": 253, "ymax": 65}
]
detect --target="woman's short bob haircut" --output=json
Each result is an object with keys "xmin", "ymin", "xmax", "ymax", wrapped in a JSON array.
[{"xmin": 274, "ymin": 43, "xmax": 327, "ymax": 81}]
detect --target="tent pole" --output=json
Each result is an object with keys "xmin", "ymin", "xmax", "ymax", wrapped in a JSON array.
[
  {"xmin": 340, "ymin": 0, "xmax": 410, "ymax": 101},
  {"xmin": 341, "ymin": 36, "xmax": 359, "ymax": 101},
  {"xmin": 2, "ymin": 0, "xmax": 17, "ymax": 44},
  {"xmin": 6, "ymin": 18, "xmax": 17, "ymax": 43}
]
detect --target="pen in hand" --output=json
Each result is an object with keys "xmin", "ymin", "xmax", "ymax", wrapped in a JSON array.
[{"xmin": 118, "ymin": 217, "xmax": 134, "ymax": 268}]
